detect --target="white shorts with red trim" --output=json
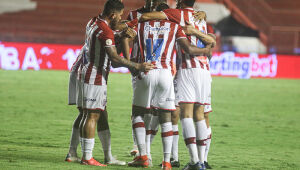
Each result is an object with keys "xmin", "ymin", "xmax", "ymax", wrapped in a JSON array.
[
  {"xmin": 77, "ymin": 82, "xmax": 107, "ymax": 111},
  {"xmin": 68, "ymin": 71, "xmax": 77, "ymax": 105},
  {"xmin": 204, "ymin": 104, "xmax": 212, "ymax": 113},
  {"xmin": 132, "ymin": 69, "xmax": 176, "ymax": 111},
  {"xmin": 176, "ymin": 68, "xmax": 211, "ymax": 105}
]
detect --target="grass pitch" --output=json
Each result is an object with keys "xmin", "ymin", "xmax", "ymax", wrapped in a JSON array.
[{"xmin": 0, "ymin": 70, "xmax": 299, "ymax": 170}]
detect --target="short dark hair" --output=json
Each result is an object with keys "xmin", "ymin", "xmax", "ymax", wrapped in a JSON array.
[
  {"xmin": 182, "ymin": 0, "xmax": 195, "ymax": 7},
  {"xmin": 102, "ymin": 0, "xmax": 124, "ymax": 17},
  {"xmin": 156, "ymin": 3, "xmax": 169, "ymax": 11}
]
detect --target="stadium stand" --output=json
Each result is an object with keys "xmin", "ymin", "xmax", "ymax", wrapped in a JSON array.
[
  {"xmin": 0, "ymin": 0, "xmax": 36, "ymax": 14},
  {"xmin": 0, "ymin": 0, "xmax": 144, "ymax": 45},
  {"xmin": 216, "ymin": 0, "xmax": 300, "ymax": 55}
]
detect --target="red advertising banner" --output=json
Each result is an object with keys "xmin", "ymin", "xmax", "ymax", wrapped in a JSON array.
[{"xmin": 1, "ymin": 41, "xmax": 300, "ymax": 79}]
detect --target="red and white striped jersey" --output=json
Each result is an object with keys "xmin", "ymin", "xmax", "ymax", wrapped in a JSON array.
[
  {"xmin": 80, "ymin": 17, "xmax": 115, "ymax": 85},
  {"xmin": 134, "ymin": 20, "xmax": 186, "ymax": 69},
  {"xmin": 70, "ymin": 47, "xmax": 84, "ymax": 75},
  {"xmin": 162, "ymin": 8, "xmax": 210, "ymax": 70},
  {"xmin": 127, "ymin": 7, "xmax": 150, "ymax": 62}
]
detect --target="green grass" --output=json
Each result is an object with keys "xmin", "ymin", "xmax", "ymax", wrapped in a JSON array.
[{"xmin": 0, "ymin": 70, "xmax": 300, "ymax": 169}]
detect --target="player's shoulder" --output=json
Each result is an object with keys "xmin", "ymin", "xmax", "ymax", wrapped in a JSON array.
[
  {"xmin": 96, "ymin": 19, "xmax": 111, "ymax": 31},
  {"xmin": 162, "ymin": 8, "xmax": 180, "ymax": 14},
  {"xmin": 96, "ymin": 19, "xmax": 114, "ymax": 37},
  {"xmin": 161, "ymin": 19, "xmax": 180, "ymax": 26}
]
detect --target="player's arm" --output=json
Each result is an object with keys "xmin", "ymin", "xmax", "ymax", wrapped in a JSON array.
[
  {"xmin": 120, "ymin": 37, "xmax": 131, "ymax": 61},
  {"xmin": 105, "ymin": 46, "xmax": 153, "ymax": 72},
  {"xmin": 183, "ymin": 23, "xmax": 216, "ymax": 47},
  {"xmin": 177, "ymin": 38, "xmax": 211, "ymax": 57},
  {"xmin": 139, "ymin": 11, "xmax": 167, "ymax": 22},
  {"xmin": 139, "ymin": 10, "xmax": 204, "ymax": 24},
  {"xmin": 121, "ymin": 27, "xmax": 138, "ymax": 60}
]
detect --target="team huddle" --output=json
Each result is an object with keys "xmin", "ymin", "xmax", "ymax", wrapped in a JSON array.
[{"xmin": 65, "ymin": 0, "xmax": 216, "ymax": 170}]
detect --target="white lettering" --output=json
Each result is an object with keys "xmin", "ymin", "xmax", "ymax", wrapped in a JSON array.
[
  {"xmin": 62, "ymin": 49, "xmax": 80, "ymax": 70},
  {"xmin": 22, "ymin": 47, "xmax": 40, "ymax": 70},
  {"xmin": 0, "ymin": 45, "xmax": 20, "ymax": 70}
]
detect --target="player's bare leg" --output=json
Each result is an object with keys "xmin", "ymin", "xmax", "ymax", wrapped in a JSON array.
[
  {"xmin": 97, "ymin": 109, "xmax": 125, "ymax": 165},
  {"xmin": 204, "ymin": 112, "xmax": 212, "ymax": 169},
  {"xmin": 80, "ymin": 109, "xmax": 106, "ymax": 166},
  {"xmin": 170, "ymin": 106, "xmax": 180, "ymax": 167},
  {"xmin": 194, "ymin": 104, "xmax": 208, "ymax": 169},
  {"xmin": 65, "ymin": 108, "xmax": 83, "ymax": 162},
  {"xmin": 158, "ymin": 109, "xmax": 173, "ymax": 170},
  {"xmin": 180, "ymin": 103, "xmax": 200, "ymax": 168},
  {"xmin": 128, "ymin": 106, "xmax": 149, "ymax": 167}
]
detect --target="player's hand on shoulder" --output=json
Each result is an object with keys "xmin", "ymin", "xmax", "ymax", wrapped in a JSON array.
[
  {"xmin": 193, "ymin": 11, "xmax": 206, "ymax": 22},
  {"xmin": 122, "ymin": 27, "xmax": 137, "ymax": 39},
  {"xmin": 182, "ymin": 22, "xmax": 195, "ymax": 35}
]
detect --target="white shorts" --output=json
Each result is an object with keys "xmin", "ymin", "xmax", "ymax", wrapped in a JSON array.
[
  {"xmin": 176, "ymin": 68, "xmax": 211, "ymax": 105},
  {"xmin": 133, "ymin": 69, "xmax": 176, "ymax": 111},
  {"xmin": 76, "ymin": 82, "xmax": 107, "ymax": 111},
  {"xmin": 68, "ymin": 71, "xmax": 77, "ymax": 105}
]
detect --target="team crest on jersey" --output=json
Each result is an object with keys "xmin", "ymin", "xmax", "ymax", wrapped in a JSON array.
[{"xmin": 106, "ymin": 39, "xmax": 113, "ymax": 46}]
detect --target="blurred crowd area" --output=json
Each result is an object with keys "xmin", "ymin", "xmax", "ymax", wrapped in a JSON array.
[{"xmin": 0, "ymin": 0, "xmax": 299, "ymax": 55}]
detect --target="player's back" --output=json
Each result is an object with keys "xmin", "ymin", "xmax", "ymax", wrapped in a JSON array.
[
  {"xmin": 81, "ymin": 17, "xmax": 115, "ymax": 85},
  {"xmin": 163, "ymin": 8, "xmax": 209, "ymax": 69},
  {"xmin": 136, "ymin": 20, "xmax": 185, "ymax": 70},
  {"xmin": 127, "ymin": 7, "xmax": 150, "ymax": 61}
]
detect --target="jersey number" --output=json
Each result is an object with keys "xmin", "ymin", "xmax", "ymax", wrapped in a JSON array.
[{"xmin": 146, "ymin": 38, "xmax": 164, "ymax": 62}]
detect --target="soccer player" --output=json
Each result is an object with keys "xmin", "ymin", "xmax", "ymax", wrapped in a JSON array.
[
  {"xmin": 77, "ymin": 0, "xmax": 154, "ymax": 166},
  {"xmin": 124, "ymin": 0, "xmax": 152, "ymax": 158},
  {"xmin": 202, "ymin": 23, "xmax": 216, "ymax": 169},
  {"xmin": 65, "ymin": 39, "xmax": 123, "ymax": 167},
  {"xmin": 138, "ymin": 1, "xmax": 216, "ymax": 169},
  {"xmin": 124, "ymin": 0, "xmax": 165, "ymax": 162},
  {"xmin": 65, "ymin": 48, "xmax": 84, "ymax": 163},
  {"xmin": 124, "ymin": 9, "xmax": 211, "ymax": 170},
  {"xmin": 183, "ymin": 22, "xmax": 216, "ymax": 170}
]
